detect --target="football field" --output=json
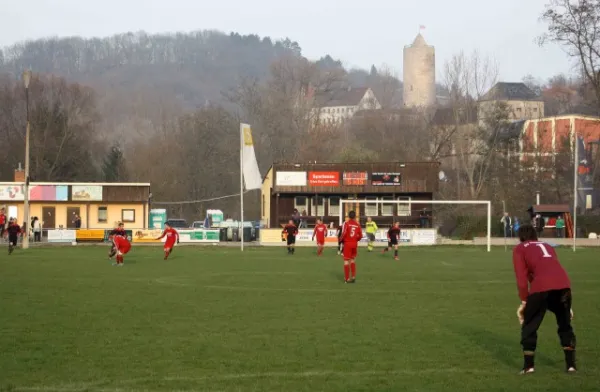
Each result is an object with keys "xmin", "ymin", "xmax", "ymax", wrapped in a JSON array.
[{"xmin": 1, "ymin": 245, "xmax": 599, "ymax": 392}]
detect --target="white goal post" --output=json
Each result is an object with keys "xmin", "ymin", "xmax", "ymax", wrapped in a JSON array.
[{"xmin": 339, "ymin": 199, "xmax": 492, "ymax": 252}]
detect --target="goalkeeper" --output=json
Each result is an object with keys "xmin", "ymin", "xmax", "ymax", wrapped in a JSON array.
[
  {"xmin": 513, "ymin": 224, "xmax": 576, "ymax": 374},
  {"xmin": 365, "ymin": 217, "xmax": 378, "ymax": 252}
]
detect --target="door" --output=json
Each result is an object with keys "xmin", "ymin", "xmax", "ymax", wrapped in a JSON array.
[
  {"xmin": 42, "ymin": 207, "xmax": 56, "ymax": 229},
  {"xmin": 66, "ymin": 207, "xmax": 81, "ymax": 229}
]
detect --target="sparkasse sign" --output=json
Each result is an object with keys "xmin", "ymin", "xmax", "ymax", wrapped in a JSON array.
[{"xmin": 308, "ymin": 172, "xmax": 340, "ymax": 186}]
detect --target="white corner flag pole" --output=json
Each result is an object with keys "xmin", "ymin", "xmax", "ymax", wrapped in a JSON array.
[
  {"xmin": 573, "ymin": 134, "xmax": 578, "ymax": 252},
  {"xmin": 240, "ymin": 124, "xmax": 245, "ymax": 252}
]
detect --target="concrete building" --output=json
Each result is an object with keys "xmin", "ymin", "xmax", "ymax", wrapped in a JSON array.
[
  {"xmin": 403, "ymin": 34, "xmax": 436, "ymax": 108},
  {"xmin": 478, "ymin": 82, "xmax": 544, "ymax": 125},
  {"xmin": 311, "ymin": 87, "xmax": 381, "ymax": 125}
]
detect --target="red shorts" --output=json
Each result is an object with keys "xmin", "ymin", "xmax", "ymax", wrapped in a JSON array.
[
  {"xmin": 343, "ymin": 242, "xmax": 358, "ymax": 260},
  {"xmin": 316, "ymin": 238, "xmax": 325, "ymax": 246},
  {"xmin": 164, "ymin": 241, "xmax": 175, "ymax": 251}
]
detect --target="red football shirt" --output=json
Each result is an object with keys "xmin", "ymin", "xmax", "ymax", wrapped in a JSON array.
[
  {"xmin": 512, "ymin": 241, "xmax": 571, "ymax": 301},
  {"xmin": 160, "ymin": 228, "xmax": 179, "ymax": 245},
  {"xmin": 341, "ymin": 220, "xmax": 363, "ymax": 244},
  {"xmin": 113, "ymin": 235, "xmax": 131, "ymax": 254},
  {"xmin": 313, "ymin": 224, "xmax": 327, "ymax": 242}
]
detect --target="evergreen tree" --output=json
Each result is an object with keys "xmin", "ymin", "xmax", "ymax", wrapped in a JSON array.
[{"xmin": 102, "ymin": 145, "xmax": 127, "ymax": 182}]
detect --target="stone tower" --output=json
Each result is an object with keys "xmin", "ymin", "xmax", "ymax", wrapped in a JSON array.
[{"xmin": 403, "ymin": 33, "xmax": 436, "ymax": 107}]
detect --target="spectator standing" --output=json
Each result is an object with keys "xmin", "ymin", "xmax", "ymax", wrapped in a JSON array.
[
  {"xmin": 33, "ymin": 217, "xmax": 42, "ymax": 242},
  {"xmin": 556, "ymin": 215, "xmax": 565, "ymax": 238},
  {"xmin": 501, "ymin": 212, "xmax": 512, "ymax": 238}
]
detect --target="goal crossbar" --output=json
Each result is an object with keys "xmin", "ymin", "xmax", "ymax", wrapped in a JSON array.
[{"xmin": 339, "ymin": 199, "xmax": 492, "ymax": 252}]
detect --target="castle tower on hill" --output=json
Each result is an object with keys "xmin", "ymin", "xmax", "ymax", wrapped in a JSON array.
[{"xmin": 403, "ymin": 33, "xmax": 436, "ymax": 107}]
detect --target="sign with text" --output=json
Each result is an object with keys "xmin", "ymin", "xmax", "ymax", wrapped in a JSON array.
[
  {"xmin": 178, "ymin": 229, "xmax": 220, "ymax": 243},
  {"xmin": 276, "ymin": 171, "xmax": 307, "ymax": 186},
  {"xmin": 72, "ymin": 185, "xmax": 103, "ymax": 201},
  {"xmin": 0, "ymin": 184, "xmax": 24, "ymax": 201},
  {"xmin": 371, "ymin": 172, "xmax": 402, "ymax": 186},
  {"xmin": 48, "ymin": 229, "xmax": 77, "ymax": 243},
  {"xmin": 342, "ymin": 172, "xmax": 368, "ymax": 186},
  {"xmin": 308, "ymin": 172, "xmax": 339, "ymax": 186},
  {"xmin": 132, "ymin": 229, "xmax": 164, "ymax": 243}
]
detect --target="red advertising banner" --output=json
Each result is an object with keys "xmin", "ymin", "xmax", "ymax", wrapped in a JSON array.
[
  {"xmin": 309, "ymin": 172, "xmax": 340, "ymax": 186},
  {"xmin": 343, "ymin": 172, "xmax": 368, "ymax": 185}
]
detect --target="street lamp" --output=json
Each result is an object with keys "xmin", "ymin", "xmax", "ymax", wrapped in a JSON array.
[{"xmin": 22, "ymin": 70, "xmax": 31, "ymax": 249}]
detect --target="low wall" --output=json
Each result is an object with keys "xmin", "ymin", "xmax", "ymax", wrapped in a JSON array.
[{"xmin": 259, "ymin": 228, "xmax": 437, "ymax": 247}]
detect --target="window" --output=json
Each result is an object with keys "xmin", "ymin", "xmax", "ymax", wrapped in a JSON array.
[
  {"xmin": 410, "ymin": 85, "xmax": 414, "ymax": 91},
  {"xmin": 121, "ymin": 209, "xmax": 135, "ymax": 223},
  {"xmin": 516, "ymin": 107, "xmax": 522, "ymax": 113},
  {"xmin": 262, "ymin": 195, "xmax": 265, "ymax": 217},
  {"xmin": 381, "ymin": 196, "xmax": 394, "ymax": 216},
  {"xmin": 329, "ymin": 197, "xmax": 341, "ymax": 217},
  {"xmin": 311, "ymin": 196, "xmax": 325, "ymax": 216},
  {"xmin": 397, "ymin": 196, "xmax": 411, "ymax": 216},
  {"xmin": 365, "ymin": 196, "xmax": 378, "ymax": 217},
  {"xmin": 98, "ymin": 206, "xmax": 108, "ymax": 223},
  {"xmin": 533, "ymin": 107, "xmax": 538, "ymax": 112},
  {"xmin": 294, "ymin": 196, "xmax": 307, "ymax": 212}
]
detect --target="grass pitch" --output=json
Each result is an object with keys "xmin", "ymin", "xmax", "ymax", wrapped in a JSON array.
[{"xmin": 1, "ymin": 245, "xmax": 599, "ymax": 392}]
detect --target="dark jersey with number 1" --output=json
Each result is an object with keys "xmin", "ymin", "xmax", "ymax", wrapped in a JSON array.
[{"xmin": 512, "ymin": 241, "xmax": 571, "ymax": 301}]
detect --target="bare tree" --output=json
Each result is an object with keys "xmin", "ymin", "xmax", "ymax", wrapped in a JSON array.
[
  {"xmin": 440, "ymin": 50, "xmax": 501, "ymax": 199},
  {"xmin": 540, "ymin": 0, "xmax": 600, "ymax": 110}
]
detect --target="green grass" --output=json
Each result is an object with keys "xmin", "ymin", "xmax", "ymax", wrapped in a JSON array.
[{"xmin": 1, "ymin": 245, "xmax": 599, "ymax": 392}]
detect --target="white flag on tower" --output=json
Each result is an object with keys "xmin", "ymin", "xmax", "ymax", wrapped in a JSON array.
[{"xmin": 240, "ymin": 123, "xmax": 262, "ymax": 190}]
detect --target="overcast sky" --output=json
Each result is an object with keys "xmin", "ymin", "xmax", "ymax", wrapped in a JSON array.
[{"xmin": 0, "ymin": 0, "xmax": 574, "ymax": 82}]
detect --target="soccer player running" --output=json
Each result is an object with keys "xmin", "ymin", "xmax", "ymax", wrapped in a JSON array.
[
  {"xmin": 6, "ymin": 218, "xmax": 22, "ymax": 255},
  {"xmin": 156, "ymin": 223, "xmax": 180, "ymax": 260},
  {"xmin": 382, "ymin": 222, "xmax": 401, "ymax": 260},
  {"xmin": 282, "ymin": 220, "xmax": 298, "ymax": 254},
  {"xmin": 341, "ymin": 211, "xmax": 363, "ymax": 283},
  {"xmin": 108, "ymin": 222, "xmax": 126, "ymax": 260},
  {"xmin": 111, "ymin": 234, "xmax": 131, "ymax": 266},
  {"xmin": 513, "ymin": 224, "xmax": 576, "ymax": 374},
  {"xmin": 365, "ymin": 216, "xmax": 378, "ymax": 252},
  {"xmin": 312, "ymin": 219, "xmax": 328, "ymax": 256}
]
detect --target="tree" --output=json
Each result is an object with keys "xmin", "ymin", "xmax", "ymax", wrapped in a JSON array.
[
  {"xmin": 540, "ymin": 0, "xmax": 600, "ymax": 111},
  {"xmin": 441, "ymin": 50, "xmax": 501, "ymax": 200},
  {"xmin": 102, "ymin": 145, "xmax": 128, "ymax": 181},
  {"xmin": 0, "ymin": 73, "xmax": 103, "ymax": 182}
]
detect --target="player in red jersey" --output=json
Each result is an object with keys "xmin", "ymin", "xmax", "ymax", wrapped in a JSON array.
[
  {"xmin": 513, "ymin": 224, "xmax": 576, "ymax": 374},
  {"xmin": 312, "ymin": 219, "xmax": 328, "ymax": 256},
  {"xmin": 156, "ymin": 223, "xmax": 179, "ymax": 260},
  {"xmin": 341, "ymin": 211, "xmax": 362, "ymax": 283},
  {"xmin": 108, "ymin": 222, "xmax": 126, "ymax": 260},
  {"xmin": 112, "ymin": 234, "xmax": 131, "ymax": 266}
]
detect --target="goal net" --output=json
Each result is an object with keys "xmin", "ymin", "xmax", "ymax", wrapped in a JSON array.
[{"xmin": 339, "ymin": 199, "xmax": 492, "ymax": 252}]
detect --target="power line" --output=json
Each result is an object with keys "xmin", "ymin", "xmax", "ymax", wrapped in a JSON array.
[{"xmin": 152, "ymin": 190, "xmax": 253, "ymax": 205}]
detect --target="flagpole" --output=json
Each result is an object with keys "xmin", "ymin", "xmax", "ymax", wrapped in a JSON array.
[
  {"xmin": 240, "ymin": 123, "xmax": 245, "ymax": 252},
  {"xmin": 573, "ymin": 133, "xmax": 578, "ymax": 252}
]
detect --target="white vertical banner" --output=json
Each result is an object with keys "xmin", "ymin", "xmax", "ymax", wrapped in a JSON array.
[
  {"xmin": 240, "ymin": 123, "xmax": 262, "ymax": 252},
  {"xmin": 241, "ymin": 124, "xmax": 262, "ymax": 190}
]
